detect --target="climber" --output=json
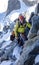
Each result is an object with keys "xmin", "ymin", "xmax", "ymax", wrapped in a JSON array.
[
  {"xmin": 28, "ymin": 3, "xmax": 39, "ymax": 39},
  {"xmin": 12, "ymin": 14, "xmax": 31, "ymax": 46}
]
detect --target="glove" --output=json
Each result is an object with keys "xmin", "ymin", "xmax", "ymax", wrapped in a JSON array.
[{"xmin": 10, "ymin": 35, "xmax": 15, "ymax": 41}]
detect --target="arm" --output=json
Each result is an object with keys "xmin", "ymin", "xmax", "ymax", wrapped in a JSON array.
[
  {"xmin": 26, "ymin": 22, "xmax": 32, "ymax": 29},
  {"xmin": 15, "ymin": 21, "xmax": 19, "ymax": 37}
]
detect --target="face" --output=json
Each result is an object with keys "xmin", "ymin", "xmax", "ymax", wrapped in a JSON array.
[{"xmin": 19, "ymin": 18, "xmax": 24, "ymax": 23}]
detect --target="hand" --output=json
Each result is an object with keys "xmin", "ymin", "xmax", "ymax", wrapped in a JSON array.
[{"xmin": 10, "ymin": 35, "xmax": 15, "ymax": 41}]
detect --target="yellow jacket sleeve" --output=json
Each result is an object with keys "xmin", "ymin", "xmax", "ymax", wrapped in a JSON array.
[
  {"xmin": 26, "ymin": 22, "xmax": 31, "ymax": 28},
  {"xmin": 15, "ymin": 21, "xmax": 19, "ymax": 37}
]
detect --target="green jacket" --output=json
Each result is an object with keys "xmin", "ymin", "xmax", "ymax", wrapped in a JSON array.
[{"xmin": 15, "ymin": 21, "xmax": 31, "ymax": 37}]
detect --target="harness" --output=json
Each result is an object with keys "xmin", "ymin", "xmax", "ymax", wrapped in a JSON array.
[{"xmin": 18, "ymin": 20, "xmax": 26, "ymax": 28}]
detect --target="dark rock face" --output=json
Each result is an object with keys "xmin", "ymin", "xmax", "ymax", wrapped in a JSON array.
[
  {"xmin": 6, "ymin": 0, "xmax": 21, "ymax": 16},
  {"xmin": 24, "ymin": 46, "xmax": 39, "ymax": 65},
  {"xmin": 24, "ymin": 55, "xmax": 35, "ymax": 65}
]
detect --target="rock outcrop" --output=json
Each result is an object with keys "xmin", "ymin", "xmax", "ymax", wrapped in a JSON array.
[
  {"xmin": 6, "ymin": 0, "xmax": 38, "ymax": 16},
  {"xmin": 15, "ymin": 34, "xmax": 39, "ymax": 65},
  {"xmin": 6, "ymin": 0, "xmax": 21, "ymax": 16},
  {"xmin": 22, "ymin": 0, "xmax": 38, "ymax": 6},
  {"xmin": 0, "ymin": 33, "xmax": 39, "ymax": 65}
]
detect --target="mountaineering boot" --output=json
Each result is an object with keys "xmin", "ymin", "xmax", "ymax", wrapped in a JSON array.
[{"xmin": 18, "ymin": 37, "xmax": 24, "ymax": 46}]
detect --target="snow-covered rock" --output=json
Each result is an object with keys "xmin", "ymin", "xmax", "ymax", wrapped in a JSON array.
[
  {"xmin": 15, "ymin": 35, "xmax": 39, "ymax": 65},
  {"xmin": 0, "ymin": 61, "xmax": 12, "ymax": 65}
]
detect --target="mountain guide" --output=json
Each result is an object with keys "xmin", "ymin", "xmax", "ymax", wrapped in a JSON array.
[{"xmin": 10, "ymin": 14, "xmax": 31, "ymax": 46}]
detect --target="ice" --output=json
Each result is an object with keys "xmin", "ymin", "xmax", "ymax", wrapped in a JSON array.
[
  {"xmin": 1, "ymin": 41, "xmax": 11, "ymax": 49},
  {"xmin": 13, "ymin": 45, "xmax": 22, "ymax": 60},
  {"xmin": 35, "ymin": 55, "xmax": 39, "ymax": 64},
  {"xmin": 0, "ymin": 61, "xmax": 11, "ymax": 65},
  {"xmin": 0, "ymin": 30, "xmax": 11, "ymax": 43}
]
